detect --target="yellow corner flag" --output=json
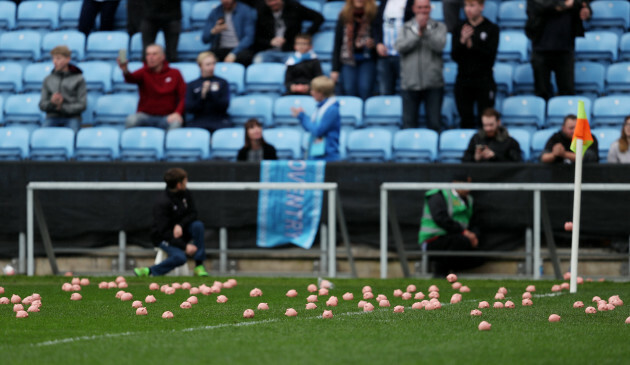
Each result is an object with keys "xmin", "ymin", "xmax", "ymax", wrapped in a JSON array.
[{"xmin": 570, "ymin": 100, "xmax": 594, "ymax": 156}]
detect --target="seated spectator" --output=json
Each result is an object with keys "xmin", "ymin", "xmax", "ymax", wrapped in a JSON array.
[
  {"xmin": 285, "ymin": 34, "xmax": 323, "ymax": 95},
  {"xmin": 141, "ymin": 0, "xmax": 182, "ymax": 62},
  {"xmin": 291, "ymin": 76, "xmax": 340, "ymax": 161},
  {"xmin": 78, "ymin": 0, "xmax": 121, "ymax": 36},
  {"xmin": 237, "ymin": 118, "xmax": 278, "ymax": 161},
  {"xmin": 331, "ymin": 0, "xmax": 379, "ymax": 100},
  {"xmin": 185, "ymin": 52, "xmax": 231, "ymax": 133},
  {"xmin": 462, "ymin": 108, "xmax": 522, "ymax": 162},
  {"xmin": 38, "ymin": 46, "xmax": 87, "ymax": 132},
  {"xmin": 541, "ymin": 114, "xmax": 599, "ymax": 164},
  {"xmin": 253, "ymin": 0, "xmax": 324, "ymax": 64},
  {"xmin": 202, "ymin": 0, "xmax": 257, "ymax": 66},
  {"xmin": 119, "ymin": 44, "xmax": 186, "ymax": 130},
  {"xmin": 608, "ymin": 116, "xmax": 630, "ymax": 163}
]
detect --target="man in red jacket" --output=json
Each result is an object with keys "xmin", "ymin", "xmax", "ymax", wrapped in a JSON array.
[{"xmin": 118, "ymin": 44, "xmax": 186, "ymax": 129}]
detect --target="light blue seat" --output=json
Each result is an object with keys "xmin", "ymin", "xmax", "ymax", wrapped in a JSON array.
[
  {"xmin": 177, "ymin": 31, "xmax": 207, "ymax": 62},
  {"xmin": 430, "ymin": 1, "xmax": 444, "ymax": 22},
  {"xmin": 30, "ymin": 127, "xmax": 75, "ymax": 161},
  {"xmin": 120, "ymin": 127, "xmax": 165, "ymax": 161},
  {"xmin": 574, "ymin": 61, "xmax": 606, "ymax": 97},
  {"xmin": 531, "ymin": 129, "xmax": 557, "ymax": 161},
  {"xmin": 438, "ymin": 129, "xmax": 475, "ymax": 163},
  {"xmin": 59, "ymin": 1, "xmax": 82, "ymax": 29},
  {"xmin": 228, "ymin": 95, "xmax": 274, "ymax": 127},
  {"xmin": 85, "ymin": 31, "xmax": 129, "ymax": 60},
  {"xmin": 392, "ymin": 128, "xmax": 438, "ymax": 163},
  {"xmin": 336, "ymin": 96, "xmax": 363, "ymax": 129},
  {"xmin": 181, "ymin": 0, "xmax": 192, "ymax": 31},
  {"xmin": 0, "ymin": 126, "xmax": 30, "ymax": 160},
  {"xmin": 312, "ymin": 31, "xmax": 334, "ymax": 62},
  {"xmin": 190, "ymin": 1, "xmax": 220, "ymax": 29},
  {"xmin": 512, "ymin": 63, "xmax": 534, "ymax": 95},
  {"xmin": 619, "ymin": 33, "xmax": 630, "ymax": 61},
  {"xmin": 494, "ymin": 62, "xmax": 513, "ymax": 97},
  {"xmin": 245, "ymin": 63, "xmax": 287, "ymax": 94},
  {"xmin": 77, "ymin": 61, "xmax": 113, "ymax": 94},
  {"xmin": 130, "ymin": 32, "xmax": 164, "ymax": 61},
  {"xmin": 42, "ymin": 30, "xmax": 86, "ymax": 61},
  {"xmin": 112, "ymin": 61, "xmax": 142, "ymax": 92},
  {"xmin": 507, "ymin": 127, "xmax": 531, "ymax": 161},
  {"xmin": 322, "ymin": 1, "xmax": 344, "ymax": 31},
  {"xmin": 605, "ymin": 62, "xmax": 630, "ymax": 94},
  {"xmin": 165, "ymin": 128, "xmax": 211, "ymax": 161},
  {"xmin": 498, "ymin": 0, "xmax": 527, "ymax": 29},
  {"xmin": 75, "ymin": 127, "xmax": 120, "ymax": 161},
  {"xmin": 546, "ymin": 96, "xmax": 592, "ymax": 128},
  {"xmin": 587, "ymin": 1, "xmax": 630, "ymax": 34},
  {"xmin": 497, "ymin": 30, "xmax": 528, "ymax": 63},
  {"xmin": 16, "ymin": 1, "xmax": 59, "ymax": 30},
  {"xmin": 210, "ymin": 127, "xmax": 244, "ymax": 161},
  {"xmin": 263, "ymin": 127, "xmax": 303, "ymax": 160},
  {"xmin": 338, "ymin": 128, "xmax": 348, "ymax": 160},
  {"xmin": 215, "ymin": 62, "xmax": 245, "ymax": 94},
  {"xmin": 440, "ymin": 95, "xmax": 459, "ymax": 129},
  {"xmin": 301, "ymin": 0, "xmax": 322, "ymax": 13},
  {"xmin": 0, "ymin": 1, "xmax": 17, "ymax": 30},
  {"xmin": 23, "ymin": 62, "xmax": 54, "ymax": 92},
  {"xmin": 273, "ymin": 95, "xmax": 316, "ymax": 127},
  {"xmin": 0, "ymin": 31, "xmax": 42, "ymax": 61},
  {"xmin": 0, "ymin": 95, "xmax": 3, "ymax": 124},
  {"xmin": 592, "ymin": 127, "xmax": 621, "ymax": 162},
  {"xmin": 482, "ymin": 1, "xmax": 498, "ymax": 23},
  {"xmin": 93, "ymin": 94, "xmax": 139, "ymax": 128},
  {"xmin": 170, "ymin": 62, "xmax": 200, "ymax": 83},
  {"xmin": 113, "ymin": 0, "xmax": 128, "ymax": 30},
  {"xmin": 346, "ymin": 128, "xmax": 393, "ymax": 162},
  {"xmin": 592, "ymin": 95, "xmax": 630, "ymax": 128},
  {"xmin": 442, "ymin": 32, "xmax": 452, "ymax": 62},
  {"xmin": 501, "ymin": 96, "xmax": 546, "ymax": 132},
  {"xmin": 574, "ymin": 31, "xmax": 618, "ymax": 64},
  {"xmin": 3, "ymin": 93, "xmax": 42, "ymax": 128},
  {"xmin": 0, "ymin": 62, "xmax": 23, "ymax": 94},
  {"xmin": 363, "ymin": 95, "xmax": 402, "ymax": 129},
  {"xmin": 443, "ymin": 62, "xmax": 457, "ymax": 95}
]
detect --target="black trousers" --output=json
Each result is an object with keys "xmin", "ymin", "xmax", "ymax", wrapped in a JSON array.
[
  {"xmin": 531, "ymin": 50, "xmax": 575, "ymax": 101},
  {"xmin": 426, "ymin": 233, "xmax": 483, "ymax": 276},
  {"xmin": 214, "ymin": 48, "xmax": 254, "ymax": 67},
  {"xmin": 454, "ymin": 78, "xmax": 496, "ymax": 129},
  {"xmin": 141, "ymin": 19, "xmax": 181, "ymax": 63},
  {"xmin": 78, "ymin": 0, "xmax": 121, "ymax": 35}
]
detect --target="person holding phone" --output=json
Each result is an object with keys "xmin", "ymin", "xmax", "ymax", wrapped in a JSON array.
[
  {"xmin": 462, "ymin": 108, "xmax": 523, "ymax": 162},
  {"xmin": 202, "ymin": 0, "xmax": 257, "ymax": 66}
]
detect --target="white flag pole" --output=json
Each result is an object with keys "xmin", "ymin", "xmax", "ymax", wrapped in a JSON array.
[{"xmin": 569, "ymin": 138, "xmax": 583, "ymax": 294}]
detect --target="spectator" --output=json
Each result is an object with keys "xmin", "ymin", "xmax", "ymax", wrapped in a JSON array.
[
  {"xmin": 374, "ymin": 0, "xmax": 414, "ymax": 95},
  {"xmin": 127, "ymin": 0, "xmax": 143, "ymax": 36},
  {"xmin": 141, "ymin": 0, "xmax": 182, "ymax": 63},
  {"xmin": 462, "ymin": 108, "xmax": 522, "ymax": 162},
  {"xmin": 331, "ymin": 0, "xmax": 379, "ymax": 100},
  {"xmin": 395, "ymin": 0, "xmax": 447, "ymax": 131},
  {"xmin": 135, "ymin": 168, "xmax": 209, "ymax": 277},
  {"xmin": 202, "ymin": 0, "xmax": 257, "ymax": 66},
  {"xmin": 526, "ymin": 0, "xmax": 591, "ymax": 101},
  {"xmin": 442, "ymin": 0, "xmax": 464, "ymax": 34},
  {"xmin": 607, "ymin": 116, "xmax": 630, "ymax": 163},
  {"xmin": 253, "ymin": 0, "xmax": 324, "ymax": 63},
  {"xmin": 38, "ymin": 46, "xmax": 87, "ymax": 132},
  {"xmin": 291, "ymin": 76, "xmax": 340, "ymax": 161},
  {"xmin": 541, "ymin": 114, "xmax": 599, "ymax": 164},
  {"xmin": 78, "ymin": 0, "xmax": 121, "ymax": 36},
  {"xmin": 452, "ymin": 0, "xmax": 499, "ymax": 129},
  {"xmin": 285, "ymin": 33, "xmax": 323, "ymax": 95},
  {"xmin": 185, "ymin": 52, "xmax": 231, "ymax": 133},
  {"xmin": 119, "ymin": 44, "xmax": 186, "ymax": 130},
  {"xmin": 237, "ymin": 118, "xmax": 278, "ymax": 161}
]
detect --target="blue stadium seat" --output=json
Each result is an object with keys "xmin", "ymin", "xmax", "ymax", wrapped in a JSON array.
[
  {"xmin": 443, "ymin": 32, "xmax": 452, "ymax": 62},
  {"xmin": 59, "ymin": 1, "xmax": 82, "ymax": 29},
  {"xmin": 228, "ymin": 95, "xmax": 274, "ymax": 127},
  {"xmin": 210, "ymin": 127, "xmax": 244, "ymax": 161},
  {"xmin": 129, "ymin": 32, "xmax": 164, "ymax": 61},
  {"xmin": 75, "ymin": 127, "xmax": 120, "ymax": 161},
  {"xmin": 215, "ymin": 62, "xmax": 245, "ymax": 95},
  {"xmin": 16, "ymin": 1, "xmax": 59, "ymax": 30},
  {"xmin": 336, "ymin": 96, "xmax": 363, "ymax": 129},
  {"xmin": 497, "ymin": 30, "xmax": 528, "ymax": 63},
  {"xmin": 338, "ymin": 128, "xmax": 348, "ymax": 160},
  {"xmin": 23, "ymin": 63, "xmax": 54, "ymax": 92},
  {"xmin": 605, "ymin": 61, "xmax": 630, "ymax": 94},
  {"xmin": 346, "ymin": 128, "xmax": 393, "ymax": 162},
  {"xmin": 120, "ymin": 127, "xmax": 165, "ymax": 161},
  {"xmin": 437, "ymin": 129, "xmax": 475, "ymax": 163},
  {"xmin": 587, "ymin": 1, "xmax": 630, "ymax": 34},
  {"xmin": 3, "ymin": 93, "xmax": 42, "ymax": 128},
  {"xmin": 312, "ymin": 31, "xmax": 334, "ymax": 62},
  {"xmin": 430, "ymin": 1, "xmax": 445, "ymax": 22},
  {"xmin": 30, "ymin": 127, "xmax": 75, "ymax": 161},
  {"xmin": 0, "ymin": 31, "xmax": 42, "ymax": 61},
  {"xmin": 363, "ymin": 95, "xmax": 402, "ymax": 129},
  {"xmin": 177, "ymin": 31, "xmax": 207, "ymax": 62},
  {"xmin": 190, "ymin": 1, "xmax": 220, "ymax": 30},
  {"xmin": 263, "ymin": 127, "xmax": 303, "ymax": 160},
  {"xmin": 170, "ymin": 62, "xmax": 200, "ymax": 83},
  {"xmin": 574, "ymin": 31, "xmax": 618, "ymax": 64},
  {"xmin": 322, "ymin": 2, "xmax": 344, "ymax": 31},
  {"xmin": 245, "ymin": 63, "xmax": 287, "ymax": 94},
  {"xmin": 181, "ymin": 0, "xmax": 192, "ymax": 31},
  {"xmin": 301, "ymin": 1, "xmax": 322, "ymax": 13},
  {"xmin": 85, "ymin": 31, "xmax": 129, "ymax": 60},
  {"xmin": 482, "ymin": 1, "xmax": 498, "ymax": 23},
  {"xmin": 501, "ymin": 96, "xmax": 546, "ymax": 132},
  {"xmin": 165, "ymin": 128, "xmax": 211, "ymax": 161},
  {"xmin": 441, "ymin": 95, "xmax": 459, "ymax": 129},
  {"xmin": 77, "ymin": 61, "xmax": 113, "ymax": 94},
  {"xmin": 493, "ymin": 62, "xmax": 513, "ymax": 97},
  {"xmin": 574, "ymin": 61, "xmax": 606, "ymax": 97},
  {"xmin": 0, "ymin": 126, "xmax": 30, "ymax": 160},
  {"xmin": 531, "ymin": 129, "xmax": 556, "ymax": 161},
  {"xmin": 592, "ymin": 95, "xmax": 630, "ymax": 128},
  {"xmin": 443, "ymin": 62, "xmax": 457, "ymax": 95},
  {"xmin": 592, "ymin": 127, "xmax": 621, "ymax": 162},
  {"xmin": 93, "ymin": 94, "xmax": 139, "ymax": 128},
  {"xmin": 273, "ymin": 95, "xmax": 317, "ymax": 127},
  {"xmin": 0, "ymin": 1, "xmax": 17, "ymax": 30},
  {"xmin": 619, "ymin": 33, "xmax": 630, "ymax": 61},
  {"xmin": 507, "ymin": 127, "xmax": 531, "ymax": 161},
  {"xmin": 42, "ymin": 30, "xmax": 86, "ymax": 61},
  {"xmin": 546, "ymin": 96, "xmax": 592, "ymax": 128},
  {"xmin": 81, "ymin": 93, "xmax": 98, "ymax": 126},
  {"xmin": 113, "ymin": 0, "xmax": 128, "ymax": 30},
  {"xmin": 498, "ymin": 1, "xmax": 527, "ymax": 29},
  {"xmin": 111, "ymin": 61, "xmax": 142, "ymax": 93},
  {"xmin": 392, "ymin": 128, "xmax": 439, "ymax": 163},
  {"xmin": 512, "ymin": 63, "xmax": 535, "ymax": 95},
  {"xmin": 0, "ymin": 62, "xmax": 23, "ymax": 94}
]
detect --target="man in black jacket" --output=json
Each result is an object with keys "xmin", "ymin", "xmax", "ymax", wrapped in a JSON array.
[
  {"xmin": 135, "ymin": 168, "xmax": 209, "ymax": 277},
  {"xmin": 462, "ymin": 108, "xmax": 523, "ymax": 162},
  {"xmin": 253, "ymin": 0, "xmax": 324, "ymax": 63}
]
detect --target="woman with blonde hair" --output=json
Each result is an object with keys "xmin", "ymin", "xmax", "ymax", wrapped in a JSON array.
[{"xmin": 607, "ymin": 116, "xmax": 630, "ymax": 163}]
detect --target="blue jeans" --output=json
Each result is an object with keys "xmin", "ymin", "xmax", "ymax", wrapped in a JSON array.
[
  {"xmin": 401, "ymin": 88, "xmax": 444, "ymax": 132},
  {"xmin": 42, "ymin": 117, "xmax": 81, "ymax": 132},
  {"xmin": 253, "ymin": 50, "xmax": 292, "ymax": 64},
  {"xmin": 341, "ymin": 59, "xmax": 376, "ymax": 100},
  {"xmin": 150, "ymin": 220, "xmax": 205, "ymax": 276},
  {"xmin": 377, "ymin": 56, "xmax": 400, "ymax": 95},
  {"xmin": 126, "ymin": 112, "xmax": 182, "ymax": 130}
]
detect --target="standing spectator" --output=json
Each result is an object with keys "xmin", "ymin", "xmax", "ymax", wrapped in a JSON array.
[
  {"xmin": 607, "ymin": 116, "xmax": 630, "ymax": 163},
  {"xmin": 141, "ymin": 0, "xmax": 182, "ymax": 63},
  {"xmin": 253, "ymin": 0, "xmax": 324, "ymax": 64},
  {"xmin": 78, "ymin": 0, "xmax": 121, "ymax": 36},
  {"xmin": 202, "ymin": 0, "xmax": 257, "ymax": 66},
  {"xmin": 185, "ymin": 52, "xmax": 231, "ymax": 133},
  {"xmin": 374, "ymin": 0, "xmax": 414, "ymax": 95},
  {"xmin": 526, "ymin": 0, "xmax": 591, "ymax": 101},
  {"xmin": 39, "ymin": 46, "xmax": 87, "ymax": 132},
  {"xmin": 126, "ymin": 0, "xmax": 143, "ymax": 36},
  {"xmin": 540, "ymin": 114, "xmax": 599, "ymax": 164},
  {"xmin": 331, "ymin": 0, "xmax": 379, "ymax": 100},
  {"xmin": 462, "ymin": 108, "xmax": 522, "ymax": 162},
  {"xmin": 237, "ymin": 119, "xmax": 278, "ymax": 162},
  {"xmin": 395, "ymin": 0, "xmax": 447, "ymax": 131},
  {"xmin": 452, "ymin": 0, "xmax": 499, "ymax": 129},
  {"xmin": 442, "ymin": 0, "xmax": 464, "ymax": 34},
  {"xmin": 285, "ymin": 33, "xmax": 323, "ymax": 95},
  {"xmin": 119, "ymin": 44, "xmax": 186, "ymax": 130}
]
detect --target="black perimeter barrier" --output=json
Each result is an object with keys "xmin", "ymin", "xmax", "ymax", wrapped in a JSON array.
[{"xmin": 1, "ymin": 162, "xmax": 630, "ymax": 258}]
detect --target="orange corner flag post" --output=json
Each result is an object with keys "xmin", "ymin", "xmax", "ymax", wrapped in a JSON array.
[{"xmin": 568, "ymin": 101, "xmax": 591, "ymax": 294}]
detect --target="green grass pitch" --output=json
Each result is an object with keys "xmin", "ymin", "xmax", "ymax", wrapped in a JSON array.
[{"xmin": 1, "ymin": 275, "xmax": 628, "ymax": 364}]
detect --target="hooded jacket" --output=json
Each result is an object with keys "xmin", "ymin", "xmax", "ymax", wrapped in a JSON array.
[
  {"xmin": 124, "ymin": 60, "xmax": 187, "ymax": 116},
  {"xmin": 462, "ymin": 125, "xmax": 523, "ymax": 162},
  {"xmin": 39, "ymin": 64, "xmax": 87, "ymax": 119}
]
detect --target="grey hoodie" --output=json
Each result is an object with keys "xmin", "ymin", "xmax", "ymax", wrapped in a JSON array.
[{"xmin": 39, "ymin": 64, "xmax": 87, "ymax": 119}]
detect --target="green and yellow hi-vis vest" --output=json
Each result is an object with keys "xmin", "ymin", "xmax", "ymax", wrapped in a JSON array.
[{"xmin": 418, "ymin": 189, "xmax": 473, "ymax": 244}]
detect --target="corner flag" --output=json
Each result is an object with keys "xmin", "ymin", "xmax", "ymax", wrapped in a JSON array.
[{"xmin": 569, "ymin": 101, "xmax": 594, "ymax": 156}]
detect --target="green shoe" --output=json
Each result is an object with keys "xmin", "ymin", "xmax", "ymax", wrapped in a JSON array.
[
  {"xmin": 194, "ymin": 265, "xmax": 209, "ymax": 277},
  {"xmin": 134, "ymin": 267, "xmax": 150, "ymax": 277}
]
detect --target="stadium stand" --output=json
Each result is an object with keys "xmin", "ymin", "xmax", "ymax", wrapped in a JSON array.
[
  {"xmin": 75, "ymin": 126, "xmax": 121, "ymax": 161},
  {"xmin": 507, "ymin": 127, "xmax": 531, "ymax": 161},
  {"xmin": 497, "ymin": 0, "xmax": 527, "ymax": 30},
  {"xmin": 443, "ymin": 62, "xmax": 457, "ymax": 95},
  {"xmin": 0, "ymin": 1, "xmax": 17, "ymax": 31},
  {"xmin": 592, "ymin": 127, "xmax": 621, "ymax": 162},
  {"xmin": 111, "ymin": 61, "xmax": 143, "ymax": 93},
  {"xmin": 190, "ymin": 1, "xmax": 220, "ymax": 30},
  {"xmin": 574, "ymin": 31, "xmax": 618, "ymax": 65},
  {"xmin": 262, "ymin": 127, "xmax": 303, "ymax": 160},
  {"xmin": 392, "ymin": 128, "xmax": 439, "ymax": 163},
  {"xmin": 0, "ymin": 31, "xmax": 42, "ymax": 61},
  {"xmin": 512, "ymin": 63, "xmax": 535, "ymax": 95},
  {"xmin": 592, "ymin": 95, "xmax": 630, "ymax": 128},
  {"xmin": 531, "ymin": 129, "xmax": 556, "ymax": 161},
  {"xmin": 16, "ymin": 1, "xmax": 60, "ymax": 30},
  {"xmin": 546, "ymin": 96, "xmax": 592, "ymax": 128},
  {"xmin": 346, "ymin": 127, "xmax": 393, "ymax": 162},
  {"xmin": 437, "ymin": 128, "xmax": 475, "ymax": 163},
  {"xmin": 120, "ymin": 127, "xmax": 166, "ymax": 161},
  {"xmin": 58, "ymin": 1, "xmax": 81, "ymax": 29},
  {"xmin": 30, "ymin": 126, "xmax": 75, "ymax": 161},
  {"xmin": 210, "ymin": 127, "xmax": 244, "ymax": 161},
  {"xmin": 336, "ymin": 95, "xmax": 363, "ymax": 129},
  {"xmin": 363, "ymin": 95, "xmax": 403, "ymax": 130},
  {"xmin": 245, "ymin": 63, "xmax": 287, "ymax": 95},
  {"xmin": 574, "ymin": 61, "xmax": 606, "ymax": 97},
  {"xmin": 493, "ymin": 62, "xmax": 514, "ymax": 98},
  {"xmin": 496, "ymin": 30, "xmax": 528, "ymax": 63},
  {"xmin": 322, "ymin": 1, "xmax": 345, "ymax": 31},
  {"xmin": 586, "ymin": 1, "xmax": 630, "ymax": 35},
  {"xmin": 93, "ymin": 94, "xmax": 139, "ymax": 129},
  {"xmin": 312, "ymin": 31, "xmax": 334, "ymax": 62},
  {"xmin": 177, "ymin": 31, "xmax": 207, "ymax": 62},
  {"xmin": 77, "ymin": 61, "xmax": 113, "ymax": 94},
  {"xmin": 41, "ymin": 30, "xmax": 86, "ymax": 61},
  {"xmin": 130, "ymin": 32, "xmax": 165, "ymax": 61},
  {"xmin": 605, "ymin": 61, "xmax": 630, "ymax": 94},
  {"xmin": 3, "ymin": 93, "xmax": 42, "ymax": 129},
  {"xmin": 0, "ymin": 126, "xmax": 29, "ymax": 160},
  {"xmin": 501, "ymin": 95, "xmax": 546, "ymax": 132},
  {"xmin": 165, "ymin": 127, "xmax": 211, "ymax": 162},
  {"xmin": 619, "ymin": 33, "xmax": 630, "ymax": 61},
  {"xmin": 85, "ymin": 31, "xmax": 129, "ymax": 60},
  {"xmin": 23, "ymin": 62, "xmax": 53, "ymax": 92},
  {"xmin": 170, "ymin": 62, "xmax": 201, "ymax": 83},
  {"xmin": 228, "ymin": 95, "xmax": 274, "ymax": 127},
  {"xmin": 272, "ymin": 95, "xmax": 317, "ymax": 127},
  {"xmin": 215, "ymin": 62, "xmax": 246, "ymax": 95},
  {"xmin": 0, "ymin": 61, "xmax": 22, "ymax": 94}
]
